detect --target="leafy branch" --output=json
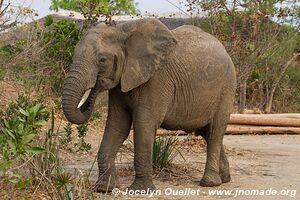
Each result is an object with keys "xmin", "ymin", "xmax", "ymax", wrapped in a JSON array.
[{"xmin": 50, "ymin": 0, "xmax": 137, "ymax": 25}]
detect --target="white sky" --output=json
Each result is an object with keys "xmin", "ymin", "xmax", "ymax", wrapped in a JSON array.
[{"xmin": 9, "ymin": 0, "xmax": 187, "ymax": 18}]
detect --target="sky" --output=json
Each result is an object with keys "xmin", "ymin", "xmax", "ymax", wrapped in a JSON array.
[{"xmin": 11, "ymin": 0, "xmax": 187, "ymax": 19}]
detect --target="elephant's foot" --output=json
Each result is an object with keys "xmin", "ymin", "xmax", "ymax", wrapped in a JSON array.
[
  {"xmin": 220, "ymin": 156, "xmax": 231, "ymax": 183},
  {"xmin": 220, "ymin": 168, "xmax": 231, "ymax": 183},
  {"xmin": 128, "ymin": 177, "xmax": 156, "ymax": 192},
  {"xmin": 93, "ymin": 176, "xmax": 117, "ymax": 193},
  {"xmin": 200, "ymin": 169, "xmax": 222, "ymax": 187},
  {"xmin": 93, "ymin": 168, "xmax": 117, "ymax": 193}
]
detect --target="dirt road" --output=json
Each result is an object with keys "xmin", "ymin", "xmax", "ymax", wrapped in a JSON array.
[{"xmin": 65, "ymin": 134, "xmax": 300, "ymax": 200}]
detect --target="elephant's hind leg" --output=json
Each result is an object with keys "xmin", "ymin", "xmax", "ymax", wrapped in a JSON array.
[
  {"xmin": 198, "ymin": 95, "xmax": 232, "ymax": 187},
  {"xmin": 219, "ymin": 146, "xmax": 231, "ymax": 183},
  {"xmin": 197, "ymin": 127, "xmax": 231, "ymax": 184}
]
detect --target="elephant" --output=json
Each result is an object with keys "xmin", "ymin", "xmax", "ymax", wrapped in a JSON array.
[{"xmin": 62, "ymin": 18, "xmax": 236, "ymax": 192}]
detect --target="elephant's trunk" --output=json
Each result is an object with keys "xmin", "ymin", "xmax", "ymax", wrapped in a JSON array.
[{"xmin": 62, "ymin": 69, "xmax": 100, "ymax": 124}]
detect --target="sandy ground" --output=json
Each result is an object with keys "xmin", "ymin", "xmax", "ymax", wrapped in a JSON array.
[{"xmin": 64, "ymin": 134, "xmax": 300, "ymax": 200}]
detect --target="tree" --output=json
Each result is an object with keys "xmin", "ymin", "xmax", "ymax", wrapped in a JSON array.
[
  {"xmin": 50, "ymin": 0, "xmax": 137, "ymax": 24},
  {"xmin": 190, "ymin": 0, "xmax": 300, "ymax": 113},
  {"xmin": 0, "ymin": 0, "xmax": 37, "ymax": 32},
  {"xmin": 265, "ymin": 53, "xmax": 300, "ymax": 113}
]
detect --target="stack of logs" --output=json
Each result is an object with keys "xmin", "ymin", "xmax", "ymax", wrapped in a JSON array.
[{"xmin": 227, "ymin": 114, "xmax": 300, "ymax": 134}]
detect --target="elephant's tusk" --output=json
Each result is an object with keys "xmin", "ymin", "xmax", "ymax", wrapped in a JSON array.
[{"xmin": 77, "ymin": 89, "xmax": 92, "ymax": 108}]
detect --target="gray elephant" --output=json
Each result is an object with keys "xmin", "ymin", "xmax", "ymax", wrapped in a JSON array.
[{"xmin": 62, "ymin": 18, "xmax": 236, "ymax": 192}]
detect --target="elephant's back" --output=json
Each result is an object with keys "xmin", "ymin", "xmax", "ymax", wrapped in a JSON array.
[
  {"xmin": 172, "ymin": 26, "xmax": 230, "ymax": 64},
  {"xmin": 172, "ymin": 25, "xmax": 226, "ymax": 52},
  {"xmin": 170, "ymin": 25, "xmax": 234, "ymax": 84}
]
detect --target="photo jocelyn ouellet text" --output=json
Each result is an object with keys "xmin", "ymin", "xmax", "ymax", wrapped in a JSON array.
[{"xmin": 108, "ymin": 187, "xmax": 297, "ymax": 198}]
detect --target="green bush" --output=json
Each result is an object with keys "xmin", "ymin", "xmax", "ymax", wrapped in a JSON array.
[
  {"xmin": 0, "ymin": 40, "xmax": 27, "ymax": 57},
  {"xmin": 0, "ymin": 94, "xmax": 79, "ymax": 199},
  {"xmin": 91, "ymin": 110, "xmax": 102, "ymax": 121},
  {"xmin": 36, "ymin": 16, "xmax": 83, "ymax": 94},
  {"xmin": 60, "ymin": 122, "xmax": 73, "ymax": 145},
  {"xmin": 286, "ymin": 67, "xmax": 300, "ymax": 111},
  {"xmin": 76, "ymin": 123, "xmax": 91, "ymax": 152},
  {"xmin": 0, "ymin": 94, "xmax": 49, "ymax": 171},
  {"xmin": 43, "ymin": 16, "xmax": 82, "ymax": 67}
]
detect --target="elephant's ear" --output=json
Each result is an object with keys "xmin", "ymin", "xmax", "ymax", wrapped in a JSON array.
[{"xmin": 120, "ymin": 19, "xmax": 177, "ymax": 92}]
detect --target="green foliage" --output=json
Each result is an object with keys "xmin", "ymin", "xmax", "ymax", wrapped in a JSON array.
[
  {"xmin": 77, "ymin": 123, "xmax": 88, "ymax": 138},
  {"xmin": 32, "ymin": 109, "xmax": 75, "ymax": 199},
  {"xmin": 0, "ymin": 44, "xmax": 21, "ymax": 57},
  {"xmin": 37, "ymin": 16, "xmax": 83, "ymax": 94},
  {"xmin": 44, "ymin": 14, "xmax": 54, "ymax": 26},
  {"xmin": 286, "ymin": 67, "xmax": 300, "ymax": 111},
  {"xmin": 50, "ymin": 0, "xmax": 137, "ymax": 23},
  {"xmin": 0, "ymin": 40, "xmax": 27, "ymax": 57},
  {"xmin": 43, "ymin": 16, "xmax": 82, "ymax": 67},
  {"xmin": 288, "ymin": 67, "xmax": 300, "ymax": 85},
  {"xmin": 8, "ymin": 174, "xmax": 32, "ymax": 191},
  {"xmin": 152, "ymin": 136, "xmax": 182, "ymax": 169},
  {"xmin": 1, "ymin": 94, "xmax": 46, "ymax": 120},
  {"xmin": 60, "ymin": 122, "xmax": 73, "ymax": 145},
  {"xmin": 60, "ymin": 122, "xmax": 92, "ymax": 152},
  {"xmin": 0, "ymin": 94, "xmax": 49, "ymax": 171},
  {"xmin": 54, "ymin": 170, "xmax": 74, "ymax": 200},
  {"xmin": 36, "ymin": 109, "xmax": 61, "ymax": 175},
  {"xmin": 49, "ymin": 63, "xmax": 66, "ymax": 94},
  {"xmin": 91, "ymin": 110, "xmax": 102, "ymax": 121},
  {"xmin": 76, "ymin": 123, "xmax": 91, "ymax": 152},
  {"xmin": 50, "ymin": 0, "xmax": 80, "ymax": 12},
  {"xmin": 296, "ymin": 5, "xmax": 300, "ymax": 18},
  {"xmin": 0, "ymin": 95, "xmax": 96, "ymax": 199},
  {"xmin": 0, "ymin": 21, "xmax": 77, "ymax": 94}
]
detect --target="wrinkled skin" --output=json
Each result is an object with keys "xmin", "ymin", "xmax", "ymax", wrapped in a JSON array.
[{"xmin": 62, "ymin": 19, "xmax": 236, "ymax": 192}]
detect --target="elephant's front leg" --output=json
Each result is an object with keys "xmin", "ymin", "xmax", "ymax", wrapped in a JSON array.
[
  {"xmin": 128, "ymin": 111, "xmax": 157, "ymax": 191},
  {"xmin": 94, "ymin": 96, "xmax": 132, "ymax": 192}
]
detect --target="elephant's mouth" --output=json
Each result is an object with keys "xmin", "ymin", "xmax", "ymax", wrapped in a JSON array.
[{"xmin": 77, "ymin": 80, "xmax": 101, "ymax": 113}]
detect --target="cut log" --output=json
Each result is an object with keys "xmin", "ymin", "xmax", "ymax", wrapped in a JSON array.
[
  {"xmin": 231, "ymin": 113, "xmax": 300, "ymax": 119},
  {"xmin": 229, "ymin": 114, "xmax": 300, "ymax": 127},
  {"xmin": 226, "ymin": 125, "xmax": 300, "ymax": 135}
]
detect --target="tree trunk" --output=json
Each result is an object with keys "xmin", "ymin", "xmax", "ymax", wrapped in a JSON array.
[
  {"xmin": 265, "ymin": 53, "xmax": 300, "ymax": 113},
  {"xmin": 238, "ymin": 79, "xmax": 247, "ymax": 113}
]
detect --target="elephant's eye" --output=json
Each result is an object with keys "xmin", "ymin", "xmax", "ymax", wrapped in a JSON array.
[{"xmin": 99, "ymin": 56, "xmax": 107, "ymax": 65}]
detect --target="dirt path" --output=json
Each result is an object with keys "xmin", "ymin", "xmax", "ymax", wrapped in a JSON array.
[{"xmin": 65, "ymin": 134, "xmax": 300, "ymax": 200}]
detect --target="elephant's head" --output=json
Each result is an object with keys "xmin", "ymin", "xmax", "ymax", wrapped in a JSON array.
[{"xmin": 62, "ymin": 19, "xmax": 177, "ymax": 124}]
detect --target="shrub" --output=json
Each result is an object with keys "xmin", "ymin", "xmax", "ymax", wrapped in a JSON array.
[
  {"xmin": 76, "ymin": 123, "xmax": 91, "ymax": 152},
  {"xmin": 0, "ymin": 94, "xmax": 84, "ymax": 199},
  {"xmin": 152, "ymin": 136, "xmax": 183, "ymax": 169},
  {"xmin": 0, "ymin": 40, "xmax": 26, "ymax": 57},
  {"xmin": 60, "ymin": 122, "xmax": 73, "ymax": 145},
  {"xmin": 0, "ymin": 94, "xmax": 49, "ymax": 171},
  {"xmin": 91, "ymin": 110, "xmax": 102, "ymax": 121},
  {"xmin": 43, "ymin": 16, "xmax": 82, "ymax": 67}
]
